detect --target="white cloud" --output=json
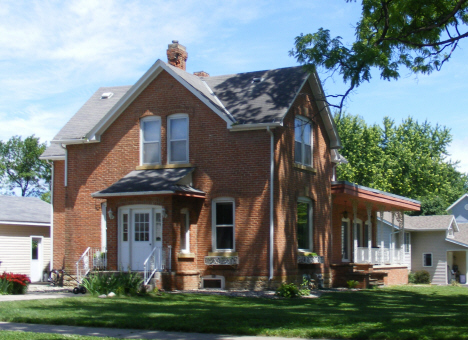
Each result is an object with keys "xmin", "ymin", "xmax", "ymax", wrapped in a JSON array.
[{"xmin": 448, "ymin": 137, "xmax": 468, "ymax": 175}]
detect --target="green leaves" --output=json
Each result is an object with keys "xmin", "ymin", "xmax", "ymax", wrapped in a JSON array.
[
  {"xmin": 291, "ymin": 0, "xmax": 468, "ymax": 110},
  {"xmin": 335, "ymin": 113, "xmax": 468, "ymax": 215},
  {"xmin": 0, "ymin": 135, "xmax": 50, "ymax": 197}
]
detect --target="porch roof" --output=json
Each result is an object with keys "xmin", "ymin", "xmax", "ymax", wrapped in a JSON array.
[
  {"xmin": 91, "ymin": 167, "xmax": 205, "ymax": 198},
  {"xmin": 331, "ymin": 181, "xmax": 420, "ymax": 212}
]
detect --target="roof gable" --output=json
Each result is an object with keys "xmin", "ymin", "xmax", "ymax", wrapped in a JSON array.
[
  {"xmin": 447, "ymin": 193, "xmax": 468, "ymax": 211},
  {"xmin": 42, "ymin": 60, "xmax": 342, "ymax": 159}
]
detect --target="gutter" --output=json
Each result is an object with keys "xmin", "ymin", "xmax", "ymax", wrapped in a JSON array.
[
  {"xmin": 230, "ymin": 122, "xmax": 282, "ymax": 132},
  {"xmin": 267, "ymin": 126, "xmax": 274, "ymax": 281}
]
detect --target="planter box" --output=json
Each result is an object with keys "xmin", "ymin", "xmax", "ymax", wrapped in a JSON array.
[
  {"xmin": 298, "ymin": 255, "xmax": 324, "ymax": 264},
  {"xmin": 204, "ymin": 256, "xmax": 239, "ymax": 266}
]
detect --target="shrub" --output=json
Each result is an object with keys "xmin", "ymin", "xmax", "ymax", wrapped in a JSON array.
[
  {"xmin": 408, "ymin": 272, "xmax": 416, "ymax": 284},
  {"xmin": 82, "ymin": 272, "xmax": 143, "ymax": 296},
  {"xmin": 451, "ymin": 279, "xmax": 461, "ymax": 287},
  {"xmin": 347, "ymin": 280, "xmax": 359, "ymax": 289},
  {"xmin": 276, "ymin": 283, "xmax": 300, "ymax": 298},
  {"xmin": 0, "ymin": 272, "xmax": 30, "ymax": 294},
  {"xmin": 413, "ymin": 270, "xmax": 431, "ymax": 284}
]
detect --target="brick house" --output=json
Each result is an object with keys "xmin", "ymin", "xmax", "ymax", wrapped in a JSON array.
[{"xmin": 41, "ymin": 41, "xmax": 420, "ymax": 290}]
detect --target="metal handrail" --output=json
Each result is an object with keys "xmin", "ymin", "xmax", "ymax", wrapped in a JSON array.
[
  {"xmin": 143, "ymin": 245, "xmax": 161, "ymax": 285},
  {"xmin": 76, "ymin": 247, "xmax": 90, "ymax": 283}
]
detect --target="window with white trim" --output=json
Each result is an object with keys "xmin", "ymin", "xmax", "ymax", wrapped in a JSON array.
[
  {"xmin": 423, "ymin": 253, "xmax": 432, "ymax": 267},
  {"xmin": 180, "ymin": 209, "xmax": 190, "ymax": 253},
  {"xmin": 168, "ymin": 114, "xmax": 189, "ymax": 163},
  {"xmin": 294, "ymin": 116, "xmax": 312, "ymax": 166},
  {"xmin": 212, "ymin": 198, "xmax": 235, "ymax": 251},
  {"xmin": 297, "ymin": 197, "xmax": 313, "ymax": 251},
  {"xmin": 140, "ymin": 116, "xmax": 161, "ymax": 165},
  {"xmin": 404, "ymin": 232, "xmax": 410, "ymax": 253}
]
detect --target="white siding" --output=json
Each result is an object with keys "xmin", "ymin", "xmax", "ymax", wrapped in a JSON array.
[
  {"xmin": 0, "ymin": 223, "xmax": 51, "ymax": 280},
  {"xmin": 411, "ymin": 231, "xmax": 467, "ymax": 284}
]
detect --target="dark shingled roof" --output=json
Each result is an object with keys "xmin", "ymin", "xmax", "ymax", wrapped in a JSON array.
[
  {"xmin": 0, "ymin": 195, "xmax": 50, "ymax": 225},
  {"xmin": 204, "ymin": 66, "xmax": 308, "ymax": 124},
  {"xmin": 91, "ymin": 168, "xmax": 204, "ymax": 198},
  {"xmin": 54, "ymin": 85, "xmax": 132, "ymax": 141}
]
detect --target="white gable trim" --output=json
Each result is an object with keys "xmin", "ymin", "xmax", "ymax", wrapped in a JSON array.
[
  {"xmin": 87, "ymin": 60, "xmax": 234, "ymax": 141},
  {"xmin": 0, "ymin": 220, "xmax": 50, "ymax": 227},
  {"xmin": 447, "ymin": 194, "xmax": 468, "ymax": 211},
  {"xmin": 445, "ymin": 238, "xmax": 468, "ymax": 248}
]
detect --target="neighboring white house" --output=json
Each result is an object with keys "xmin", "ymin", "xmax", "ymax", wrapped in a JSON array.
[
  {"xmin": 381, "ymin": 212, "xmax": 468, "ymax": 285},
  {"xmin": 0, "ymin": 195, "xmax": 51, "ymax": 282}
]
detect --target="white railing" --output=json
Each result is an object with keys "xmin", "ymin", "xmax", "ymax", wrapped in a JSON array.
[
  {"xmin": 76, "ymin": 247, "xmax": 90, "ymax": 283},
  {"xmin": 356, "ymin": 247, "xmax": 405, "ymax": 265},
  {"xmin": 76, "ymin": 247, "xmax": 107, "ymax": 283},
  {"xmin": 143, "ymin": 245, "xmax": 172, "ymax": 285}
]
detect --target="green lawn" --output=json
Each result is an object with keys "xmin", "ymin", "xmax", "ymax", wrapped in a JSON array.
[
  {"xmin": 0, "ymin": 286, "xmax": 467, "ymax": 339},
  {"xmin": 0, "ymin": 331, "xmax": 116, "ymax": 340}
]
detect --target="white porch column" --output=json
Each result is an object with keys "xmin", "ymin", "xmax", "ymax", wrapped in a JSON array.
[
  {"xmin": 366, "ymin": 203, "xmax": 372, "ymax": 264},
  {"xmin": 379, "ymin": 209, "xmax": 385, "ymax": 264},
  {"xmin": 352, "ymin": 200, "xmax": 358, "ymax": 263},
  {"xmin": 391, "ymin": 210, "xmax": 395, "ymax": 264},
  {"xmin": 398, "ymin": 211, "xmax": 405, "ymax": 264}
]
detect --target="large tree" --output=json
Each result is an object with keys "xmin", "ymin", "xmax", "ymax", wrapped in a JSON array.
[
  {"xmin": 0, "ymin": 135, "xmax": 51, "ymax": 198},
  {"xmin": 290, "ymin": 0, "xmax": 468, "ymax": 110},
  {"xmin": 335, "ymin": 113, "xmax": 468, "ymax": 215}
]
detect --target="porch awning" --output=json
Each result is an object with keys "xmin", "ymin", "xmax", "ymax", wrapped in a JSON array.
[
  {"xmin": 91, "ymin": 167, "xmax": 205, "ymax": 198},
  {"xmin": 331, "ymin": 180, "xmax": 420, "ymax": 212}
]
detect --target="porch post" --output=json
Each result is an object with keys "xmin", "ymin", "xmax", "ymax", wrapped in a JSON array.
[
  {"xmin": 379, "ymin": 209, "xmax": 384, "ymax": 265},
  {"xmin": 398, "ymin": 211, "xmax": 405, "ymax": 264},
  {"xmin": 366, "ymin": 203, "xmax": 372, "ymax": 264},
  {"xmin": 391, "ymin": 210, "xmax": 395, "ymax": 264},
  {"xmin": 352, "ymin": 200, "xmax": 358, "ymax": 263}
]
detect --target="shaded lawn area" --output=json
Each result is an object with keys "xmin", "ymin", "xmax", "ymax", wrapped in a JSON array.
[{"xmin": 0, "ymin": 286, "xmax": 467, "ymax": 339}]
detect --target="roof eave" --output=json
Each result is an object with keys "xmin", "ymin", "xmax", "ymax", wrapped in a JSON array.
[
  {"xmin": 445, "ymin": 238, "xmax": 468, "ymax": 248},
  {"xmin": 229, "ymin": 122, "xmax": 282, "ymax": 131},
  {"xmin": 39, "ymin": 155, "xmax": 65, "ymax": 161}
]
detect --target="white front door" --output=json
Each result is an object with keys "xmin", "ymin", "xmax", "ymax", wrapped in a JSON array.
[
  {"xmin": 131, "ymin": 209, "xmax": 153, "ymax": 271},
  {"xmin": 30, "ymin": 237, "xmax": 43, "ymax": 282}
]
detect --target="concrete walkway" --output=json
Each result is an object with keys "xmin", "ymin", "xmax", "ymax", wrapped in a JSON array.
[{"xmin": 0, "ymin": 322, "xmax": 313, "ymax": 340}]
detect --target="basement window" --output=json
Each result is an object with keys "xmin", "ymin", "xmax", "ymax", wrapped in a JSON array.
[
  {"xmin": 101, "ymin": 92, "xmax": 114, "ymax": 99},
  {"xmin": 201, "ymin": 275, "xmax": 225, "ymax": 289}
]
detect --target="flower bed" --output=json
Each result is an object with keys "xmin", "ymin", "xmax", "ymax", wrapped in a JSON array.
[{"xmin": 0, "ymin": 272, "xmax": 31, "ymax": 295}]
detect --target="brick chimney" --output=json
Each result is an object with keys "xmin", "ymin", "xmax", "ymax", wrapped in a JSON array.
[
  {"xmin": 193, "ymin": 71, "xmax": 210, "ymax": 77},
  {"xmin": 167, "ymin": 40, "xmax": 188, "ymax": 71}
]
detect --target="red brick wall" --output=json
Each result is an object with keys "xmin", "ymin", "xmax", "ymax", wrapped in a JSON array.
[
  {"xmin": 373, "ymin": 267, "xmax": 409, "ymax": 285},
  {"xmin": 51, "ymin": 69, "xmax": 335, "ymax": 289}
]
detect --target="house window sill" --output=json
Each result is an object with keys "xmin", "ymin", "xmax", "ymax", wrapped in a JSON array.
[
  {"xmin": 178, "ymin": 253, "xmax": 195, "ymax": 259},
  {"xmin": 293, "ymin": 163, "xmax": 317, "ymax": 173},
  {"xmin": 136, "ymin": 163, "xmax": 192, "ymax": 170}
]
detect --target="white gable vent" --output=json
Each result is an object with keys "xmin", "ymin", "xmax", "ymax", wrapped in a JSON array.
[{"xmin": 101, "ymin": 92, "xmax": 114, "ymax": 99}]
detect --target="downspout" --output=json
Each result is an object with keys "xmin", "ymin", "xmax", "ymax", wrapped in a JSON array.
[
  {"xmin": 50, "ymin": 161, "xmax": 54, "ymax": 272},
  {"xmin": 60, "ymin": 144, "xmax": 68, "ymax": 187},
  {"xmin": 267, "ymin": 127, "xmax": 274, "ymax": 280}
]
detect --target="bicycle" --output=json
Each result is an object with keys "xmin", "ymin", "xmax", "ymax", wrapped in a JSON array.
[{"xmin": 48, "ymin": 268, "xmax": 87, "ymax": 294}]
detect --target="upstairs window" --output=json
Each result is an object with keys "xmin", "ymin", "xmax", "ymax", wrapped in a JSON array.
[
  {"xmin": 294, "ymin": 116, "xmax": 312, "ymax": 166},
  {"xmin": 168, "ymin": 114, "xmax": 189, "ymax": 163},
  {"xmin": 140, "ymin": 116, "xmax": 161, "ymax": 165},
  {"xmin": 297, "ymin": 197, "xmax": 313, "ymax": 251}
]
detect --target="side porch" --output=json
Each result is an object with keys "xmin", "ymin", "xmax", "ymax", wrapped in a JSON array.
[{"xmin": 331, "ymin": 181, "xmax": 420, "ymax": 288}]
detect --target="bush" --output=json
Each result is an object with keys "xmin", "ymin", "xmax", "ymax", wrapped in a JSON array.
[
  {"xmin": 276, "ymin": 281, "xmax": 310, "ymax": 298},
  {"xmin": 413, "ymin": 270, "xmax": 431, "ymax": 284},
  {"xmin": 0, "ymin": 272, "xmax": 30, "ymax": 294},
  {"xmin": 408, "ymin": 272, "xmax": 416, "ymax": 284},
  {"xmin": 347, "ymin": 280, "xmax": 359, "ymax": 289},
  {"xmin": 82, "ymin": 272, "xmax": 143, "ymax": 296}
]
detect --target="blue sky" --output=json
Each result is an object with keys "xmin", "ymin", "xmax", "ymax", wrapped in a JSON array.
[{"xmin": 1, "ymin": 0, "xmax": 467, "ymax": 173}]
